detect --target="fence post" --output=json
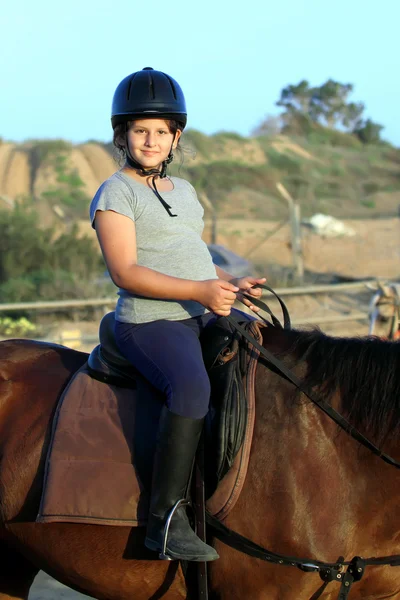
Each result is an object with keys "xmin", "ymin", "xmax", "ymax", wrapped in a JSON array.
[{"xmin": 276, "ymin": 183, "xmax": 304, "ymax": 284}]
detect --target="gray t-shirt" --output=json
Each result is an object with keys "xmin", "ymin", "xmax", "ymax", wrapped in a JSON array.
[{"xmin": 90, "ymin": 171, "xmax": 218, "ymax": 323}]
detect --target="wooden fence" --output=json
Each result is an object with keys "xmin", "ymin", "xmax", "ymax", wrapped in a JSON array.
[
  {"xmin": 0, "ymin": 279, "xmax": 384, "ymax": 348},
  {"xmin": 0, "ymin": 280, "xmax": 378, "ymax": 314}
]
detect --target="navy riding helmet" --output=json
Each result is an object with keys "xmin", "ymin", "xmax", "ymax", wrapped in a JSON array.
[{"xmin": 111, "ymin": 67, "xmax": 187, "ymax": 131}]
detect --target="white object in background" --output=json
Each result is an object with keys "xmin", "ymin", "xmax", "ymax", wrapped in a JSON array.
[{"xmin": 305, "ymin": 214, "xmax": 356, "ymax": 238}]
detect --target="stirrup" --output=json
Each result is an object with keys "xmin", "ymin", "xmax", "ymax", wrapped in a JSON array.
[{"xmin": 159, "ymin": 498, "xmax": 195, "ymax": 560}]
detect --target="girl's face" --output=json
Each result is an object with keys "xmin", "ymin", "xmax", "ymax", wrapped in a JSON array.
[{"xmin": 125, "ymin": 119, "xmax": 181, "ymax": 170}]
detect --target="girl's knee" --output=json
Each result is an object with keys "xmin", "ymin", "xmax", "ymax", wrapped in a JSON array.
[{"xmin": 167, "ymin": 374, "xmax": 210, "ymax": 419}]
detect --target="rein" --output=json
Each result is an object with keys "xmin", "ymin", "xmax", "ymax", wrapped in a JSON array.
[
  {"xmin": 205, "ymin": 513, "xmax": 400, "ymax": 600},
  {"xmin": 205, "ymin": 284, "xmax": 400, "ymax": 599}
]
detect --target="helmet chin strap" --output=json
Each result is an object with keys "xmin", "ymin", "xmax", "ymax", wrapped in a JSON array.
[{"xmin": 125, "ymin": 127, "xmax": 177, "ymax": 217}]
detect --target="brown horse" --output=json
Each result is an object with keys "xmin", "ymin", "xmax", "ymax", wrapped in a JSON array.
[{"xmin": 1, "ymin": 327, "xmax": 400, "ymax": 600}]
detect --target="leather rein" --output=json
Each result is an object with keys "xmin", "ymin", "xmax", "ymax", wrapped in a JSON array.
[{"xmin": 205, "ymin": 284, "xmax": 400, "ymax": 600}]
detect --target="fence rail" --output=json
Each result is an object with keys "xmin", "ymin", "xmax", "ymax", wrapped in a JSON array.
[
  {"xmin": 0, "ymin": 279, "xmax": 381, "ymax": 313},
  {"xmin": 0, "ymin": 279, "xmax": 391, "ymax": 348},
  {"xmin": 37, "ymin": 311, "xmax": 370, "ymax": 346}
]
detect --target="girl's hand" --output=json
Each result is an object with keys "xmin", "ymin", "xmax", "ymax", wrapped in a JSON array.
[
  {"xmin": 232, "ymin": 276, "xmax": 266, "ymax": 312},
  {"xmin": 195, "ymin": 279, "xmax": 239, "ymax": 316}
]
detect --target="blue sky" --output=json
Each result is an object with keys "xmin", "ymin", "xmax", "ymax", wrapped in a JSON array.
[{"xmin": 2, "ymin": 0, "xmax": 399, "ymax": 146}]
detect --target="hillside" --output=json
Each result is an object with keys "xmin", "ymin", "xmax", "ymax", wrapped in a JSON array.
[{"xmin": 0, "ymin": 130, "xmax": 399, "ymax": 225}]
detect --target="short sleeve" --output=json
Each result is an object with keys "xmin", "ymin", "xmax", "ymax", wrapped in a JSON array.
[
  {"xmin": 185, "ymin": 180, "xmax": 198, "ymax": 200},
  {"xmin": 183, "ymin": 180, "xmax": 204, "ymax": 216},
  {"xmin": 89, "ymin": 175, "xmax": 137, "ymax": 229}
]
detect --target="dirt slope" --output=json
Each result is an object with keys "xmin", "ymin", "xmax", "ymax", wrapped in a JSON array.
[
  {"xmin": 33, "ymin": 160, "xmax": 60, "ymax": 197},
  {"xmin": 3, "ymin": 149, "xmax": 31, "ymax": 198},
  {"xmin": 271, "ymin": 135, "xmax": 319, "ymax": 161},
  {"xmin": 68, "ymin": 148, "xmax": 102, "ymax": 197},
  {"xmin": 0, "ymin": 143, "xmax": 116, "ymax": 202},
  {"xmin": 187, "ymin": 137, "xmax": 267, "ymax": 166},
  {"xmin": 79, "ymin": 144, "xmax": 116, "ymax": 184},
  {"xmin": 0, "ymin": 143, "xmax": 15, "ymax": 199}
]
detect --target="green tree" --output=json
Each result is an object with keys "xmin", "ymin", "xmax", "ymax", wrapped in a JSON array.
[
  {"xmin": 353, "ymin": 119, "xmax": 384, "ymax": 144},
  {"xmin": 41, "ymin": 154, "xmax": 90, "ymax": 217},
  {"xmin": 28, "ymin": 139, "xmax": 72, "ymax": 181},
  {"xmin": 0, "ymin": 202, "xmax": 104, "ymax": 302},
  {"xmin": 310, "ymin": 80, "xmax": 364, "ymax": 129},
  {"xmin": 276, "ymin": 80, "xmax": 313, "ymax": 115},
  {"xmin": 342, "ymin": 102, "xmax": 365, "ymax": 130},
  {"xmin": 274, "ymin": 80, "xmax": 316, "ymax": 135},
  {"xmin": 274, "ymin": 78, "xmax": 367, "ymax": 136},
  {"xmin": 0, "ymin": 201, "xmax": 53, "ymax": 283}
]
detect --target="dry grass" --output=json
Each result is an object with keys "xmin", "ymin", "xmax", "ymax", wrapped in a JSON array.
[{"xmin": 271, "ymin": 135, "xmax": 319, "ymax": 161}]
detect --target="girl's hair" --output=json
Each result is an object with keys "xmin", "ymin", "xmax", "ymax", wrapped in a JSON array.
[{"xmin": 112, "ymin": 119, "xmax": 184, "ymax": 165}]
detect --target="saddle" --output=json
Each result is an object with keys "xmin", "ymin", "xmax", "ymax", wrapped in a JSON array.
[
  {"xmin": 37, "ymin": 312, "xmax": 264, "ymax": 526},
  {"xmin": 87, "ymin": 311, "xmax": 256, "ymax": 494}
]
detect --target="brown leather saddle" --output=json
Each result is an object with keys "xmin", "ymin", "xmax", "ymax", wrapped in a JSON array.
[{"xmin": 87, "ymin": 311, "xmax": 254, "ymax": 497}]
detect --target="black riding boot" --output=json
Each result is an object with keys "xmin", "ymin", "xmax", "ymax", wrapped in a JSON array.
[{"xmin": 145, "ymin": 406, "xmax": 219, "ymax": 562}]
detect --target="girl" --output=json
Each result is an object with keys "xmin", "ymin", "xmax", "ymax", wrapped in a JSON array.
[{"xmin": 90, "ymin": 67, "xmax": 266, "ymax": 562}]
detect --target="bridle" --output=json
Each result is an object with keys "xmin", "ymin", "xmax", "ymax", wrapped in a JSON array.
[{"xmin": 205, "ymin": 285, "xmax": 400, "ymax": 600}]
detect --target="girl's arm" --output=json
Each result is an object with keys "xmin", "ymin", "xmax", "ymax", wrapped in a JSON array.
[
  {"xmin": 94, "ymin": 210, "xmax": 238, "ymax": 308},
  {"xmin": 215, "ymin": 265, "xmax": 236, "ymax": 283},
  {"xmin": 95, "ymin": 210, "xmax": 198, "ymax": 300}
]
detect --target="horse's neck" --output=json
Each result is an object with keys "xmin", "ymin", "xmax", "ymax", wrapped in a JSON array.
[{"xmin": 231, "ymin": 361, "xmax": 400, "ymax": 560}]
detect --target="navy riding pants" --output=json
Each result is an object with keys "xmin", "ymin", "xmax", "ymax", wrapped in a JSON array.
[{"xmin": 114, "ymin": 309, "xmax": 252, "ymax": 419}]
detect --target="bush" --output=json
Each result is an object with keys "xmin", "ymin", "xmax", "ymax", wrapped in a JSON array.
[
  {"xmin": 281, "ymin": 113, "xmax": 314, "ymax": 137},
  {"xmin": 186, "ymin": 162, "xmax": 276, "ymax": 202},
  {"xmin": 212, "ymin": 131, "xmax": 245, "ymax": 142},
  {"xmin": 0, "ymin": 277, "xmax": 37, "ymax": 303},
  {"xmin": 382, "ymin": 148, "xmax": 400, "ymax": 165},
  {"xmin": 354, "ymin": 119, "xmax": 384, "ymax": 145},
  {"xmin": 0, "ymin": 202, "xmax": 53, "ymax": 281},
  {"xmin": 28, "ymin": 139, "xmax": 73, "ymax": 180},
  {"xmin": 181, "ymin": 129, "xmax": 210, "ymax": 156},
  {"xmin": 361, "ymin": 199, "xmax": 376, "ymax": 209},
  {"xmin": 0, "ymin": 203, "xmax": 104, "ymax": 302},
  {"xmin": 40, "ymin": 153, "xmax": 90, "ymax": 216},
  {"xmin": 0, "ymin": 317, "xmax": 37, "ymax": 337},
  {"xmin": 307, "ymin": 126, "xmax": 362, "ymax": 149},
  {"xmin": 363, "ymin": 182, "xmax": 380, "ymax": 195},
  {"xmin": 264, "ymin": 148, "xmax": 303, "ymax": 174}
]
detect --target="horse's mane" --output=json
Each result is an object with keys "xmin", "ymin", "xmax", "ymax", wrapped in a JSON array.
[{"xmin": 276, "ymin": 328, "xmax": 400, "ymax": 445}]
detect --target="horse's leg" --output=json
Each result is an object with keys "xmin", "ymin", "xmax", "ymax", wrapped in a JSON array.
[{"xmin": 0, "ymin": 542, "xmax": 39, "ymax": 600}]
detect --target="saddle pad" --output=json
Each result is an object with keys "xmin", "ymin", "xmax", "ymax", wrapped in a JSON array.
[
  {"xmin": 37, "ymin": 367, "xmax": 151, "ymax": 525},
  {"xmin": 37, "ymin": 321, "xmax": 263, "ymax": 526}
]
